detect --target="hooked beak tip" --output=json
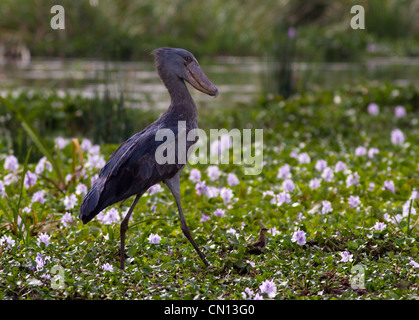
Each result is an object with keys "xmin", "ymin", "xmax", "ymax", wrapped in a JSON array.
[{"xmin": 185, "ymin": 63, "xmax": 219, "ymax": 97}]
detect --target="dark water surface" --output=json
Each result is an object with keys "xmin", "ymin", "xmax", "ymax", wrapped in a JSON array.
[{"xmin": 1, "ymin": 56, "xmax": 419, "ymax": 110}]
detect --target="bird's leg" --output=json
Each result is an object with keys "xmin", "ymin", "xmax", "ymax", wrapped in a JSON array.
[
  {"xmin": 120, "ymin": 194, "xmax": 141, "ymax": 270},
  {"xmin": 165, "ymin": 173, "xmax": 209, "ymax": 267}
]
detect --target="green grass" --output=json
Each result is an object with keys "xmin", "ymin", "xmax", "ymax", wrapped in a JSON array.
[
  {"xmin": 2, "ymin": 0, "xmax": 419, "ymax": 60},
  {"xmin": 0, "ymin": 81, "xmax": 418, "ymax": 299}
]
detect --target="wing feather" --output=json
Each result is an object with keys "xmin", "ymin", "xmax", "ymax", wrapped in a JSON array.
[{"xmin": 79, "ymin": 122, "xmax": 191, "ymax": 223}]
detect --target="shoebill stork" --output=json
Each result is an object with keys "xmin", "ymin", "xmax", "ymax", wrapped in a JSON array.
[{"xmin": 79, "ymin": 47, "xmax": 218, "ymax": 269}]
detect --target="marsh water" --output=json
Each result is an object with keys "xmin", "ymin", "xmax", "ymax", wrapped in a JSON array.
[{"xmin": 1, "ymin": 56, "xmax": 419, "ymax": 110}]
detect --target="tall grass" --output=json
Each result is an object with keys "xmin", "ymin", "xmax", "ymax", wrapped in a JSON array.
[
  {"xmin": 266, "ymin": 23, "xmax": 297, "ymax": 98},
  {"xmin": 0, "ymin": 88, "xmax": 159, "ymax": 164},
  {"xmin": 2, "ymin": 0, "xmax": 418, "ymax": 59},
  {"xmin": 365, "ymin": 0, "xmax": 418, "ymax": 39}
]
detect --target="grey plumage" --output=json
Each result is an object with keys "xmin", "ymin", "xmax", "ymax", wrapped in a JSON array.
[
  {"xmin": 79, "ymin": 118, "xmax": 185, "ymax": 223},
  {"xmin": 79, "ymin": 47, "xmax": 218, "ymax": 269}
]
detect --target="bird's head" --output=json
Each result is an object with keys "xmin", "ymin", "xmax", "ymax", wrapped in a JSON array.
[
  {"xmin": 260, "ymin": 228, "xmax": 268, "ymax": 235},
  {"xmin": 151, "ymin": 47, "xmax": 218, "ymax": 97}
]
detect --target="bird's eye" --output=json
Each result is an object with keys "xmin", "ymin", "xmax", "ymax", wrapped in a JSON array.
[{"xmin": 184, "ymin": 56, "xmax": 192, "ymax": 63}]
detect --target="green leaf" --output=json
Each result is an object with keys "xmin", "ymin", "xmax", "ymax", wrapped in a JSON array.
[
  {"xmin": 83, "ymin": 253, "xmax": 95, "ymax": 263},
  {"xmin": 142, "ymin": 266, "xmax": 153, "ymax": 274},
  {"xmin": 0, "ymin": 96, "xmax": 65, "ymax": 190},
  {"xmin": 128, "ymin": 246, "xmax": 138, "ymax": 257},
  {"xmin": 14, "ymin": 147, "xmax": 31, "ymax": 240},
  {"xmin": 21, "ymin": 121, "xmax": 65, "ymax": 188}
]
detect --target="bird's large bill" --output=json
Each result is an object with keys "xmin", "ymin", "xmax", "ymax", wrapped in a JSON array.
[{"xmin": 185, "ymin": 63, "xmax": 218, "ymax": 97}]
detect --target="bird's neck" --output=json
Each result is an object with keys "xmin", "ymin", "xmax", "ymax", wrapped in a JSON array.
[{"xmin": 164, "ymin": 76, "xmax": 197, "ymax": 120}]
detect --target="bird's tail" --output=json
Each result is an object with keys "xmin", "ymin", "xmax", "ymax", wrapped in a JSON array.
[
  {"xmin": 79, "ymin": 177, "xmax": 146, "ymax": 224},
  {"xmin": 79, "ymin": 183, "xmax": 103, "ymax": 224}
]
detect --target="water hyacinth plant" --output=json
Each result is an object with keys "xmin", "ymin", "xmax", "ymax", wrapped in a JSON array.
[{"xmin": 0, "ymin": 82, "xmax": 418, "ymax": 300}]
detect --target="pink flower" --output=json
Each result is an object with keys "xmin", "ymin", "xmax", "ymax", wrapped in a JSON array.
[
  {"xmin": 383, "ymin": 180, "xmax": 395, "ymax": 193},
  {"xmin": 372, "ymin": 221, "xmax": 386, "ymax": 231},
  {"xmin": 103, "ymin": 208, "xmax": 120, "ymax": 224},
  {"xmin": 210, "ymin": 134, "xmax": 232, "ymax": 156},
  {"xmin": 263, "ymin": 190, "xmax": 276, "ymax": 204},
  {"xmin": 4, "ymin": 155, "xmax": 19, "ymax": 172},
  {"xmin": 287, "ymin": 27, "xmax": 296, "ymax": 39},
  {"xmin": 277, "ymin": 164, "xmax": 292, "ymax": 179},
  {"xmin": 37, "ymin": 232, "xmax": 51, "ymax": 247},
  {"xmin": 24, "ymin": 171, "xmax": 37, "ymax": 188},
  {"xmin": 346, "ymin": 172, "xmax": 360, "ymax": 187},
  {"xmin": 80, "ymin": 138, "xmax": 93, "ymax": 152},
  {"xmin": 90, "ymin": 174, "xmax": 99, "ymax": 186},
  {"xmin": 35, "ymin": 253, "xmax": 46, "ymax": 271},
  {"xmin": 61, "ymin": 212, "xmax": 74, "ymax": 227},
  {"xmin": 277, "ymin": 191, "xmax": 291, "ymax": 205},
  {"xmin": 242, "ymin": 287, "xmax": 254, "ymax": 299},
  {"xmin": 63, "ymin": 194, "xmax": 78, "ymax": 210},
  {"xmin": 195, "ymin": 181, "xmax": 207, "ymax": 196},
  {"xmin": 242, "ymin": 287, "xmax": 255, "ymax": 299},
  {"xmin": 282, "ymin": 179, "xmax": 295, "ymax": 192},
  {"xmin": 75, "ymin": 183, "xmax": 88, "ymax": 195},
  {"xmin": 348, "ymin": 195, "xmax": 361, "ymax": 208},
  {"xmin": 339, "ymin": 249, "xmax": 353, "ymax": 262},
  {"xmin": 309, "ymin": 178, "xmax": 321, "ymax": 190},
  {"xmin": 403, "ymin": 200, "xmax": 416, "ymax": 217},
  {"xmin": 259, "ymin": 279, "xmax": 277, "ymax": 298},
  {"xmin": 391, "ymin": 129, "xmax": 405, "ymax": 145},
  {"xmin": 189, "ymin": 169, "xmax": 201, "ymax": 183},
  {"xmin": 355, "ymin": 146, "xmax": 367, "ymax": 156},
  {"xmin": 148, "ymin": 184, "xmax": 163, "ymax": 195},
  {"xmin": 35, "ymin": 156, "xmax": 52, "ymax": 175},
  {"xmin": 268, "ymin": 227, "xmax": 280, "ymax": 236},
  {"xmin": 368, "ymin": 148, "xmax": 379, "ymax": 159},
  {"xmin": 298, "ymin": 152, "xmax": 311, "ymax": 164},
  {"xmin": 148, "ymin": 233, "xmax": 161, "ymax": 244},
  {"xmin": 0, "ymin": 235, "xmax": 16, "ymax": 249},
  {"xmin": 207, "ymin": 165, "xmax": 221, "ymax": 180},
  {"xmin": 409, "ymin": 260, "xmax": 419, "ymax": 268},
  {"xmin": 367, "ymin": 103, "xmax": 379, "ymax": 115},
  {"xmin": 31, "ymin": 191, "xmax": 45, "ymax": 204},
  {"xmin": 394, "ymin": 106, "xmax": 406, "ymax": 118},
  {"xmin": 214, "ymin": 208, "xmax": 225, "ymax": 217},
  {"xmin": 102, "ymin": 263, "xmax": 114, "ymax": 272},
  {"xmin": 315, "ymin": 159, "xmax": 327, "ymax": 172},
  {"xmin": 334, "ymin": 161, "xmax": 347, "ymax": 173},
  {"xmin": 291, "ymin": 229, "xmax": 306, "ymax": 245},
  {"xmin": 55, "ymin": 137, "xmax": 69, "ymax": 149},
  {"xmin": 384, "ymin": 213, "xmax": 402, "ymax": 224},
  {"xmin": 321, "ymin": 200, "xmax": 333, "ymax": 214},
  {"xmin": 321, "ymin": 167, "xmax": 334, "ymax": 182},
  {"xmin": 227, "ymin": 173, "xmax": 239, "ymax": 186},
  {"xmin": 219, "ymin": 187, "xmax": 234, "ymax": 204},
  {"xmin": 0, "ymin": 180, "xmax": 6, "ymax": 198},
  {"xmin": 86, "ymin": 153, "xmax": 105, "ymax": 170},
  {"xmin": 89, "ymin": 145, "xmax": 100, "ymax": 155},
  {"xmin": 226, "ymin": 228, "xmax": 237, "ymax": 236},
  {"xmin": 253, "ymin": 293, "xmax": 264, "ymax": 300},
  {"xmin": 204, "ymin": 186, "xmax": 219, "ymax": 198}
]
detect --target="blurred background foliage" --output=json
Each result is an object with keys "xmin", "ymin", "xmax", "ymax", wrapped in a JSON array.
[
  {"xmin": 1, "ymin": 0, "xmax": 419, "ymax": 61},
  {"xmin": 1, "ymin": 0, "xmax": 419, "ymax": 161}
]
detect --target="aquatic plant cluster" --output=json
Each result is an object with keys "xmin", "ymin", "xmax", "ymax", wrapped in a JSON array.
[{"xmin": 0, "ymin": 82, "xmax": 418, "ymax": 299}]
